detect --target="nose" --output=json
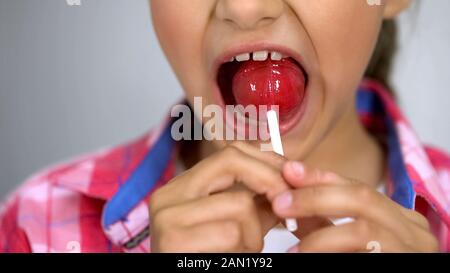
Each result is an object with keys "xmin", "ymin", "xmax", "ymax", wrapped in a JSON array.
[{"xmin": 216, "ymin": 0, "xmax": 284, "ymax": 30}]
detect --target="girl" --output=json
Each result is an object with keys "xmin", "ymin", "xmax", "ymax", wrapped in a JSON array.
[{"xmin": 1, "ymin": 0, "xmax": 449, "ymax": 253}]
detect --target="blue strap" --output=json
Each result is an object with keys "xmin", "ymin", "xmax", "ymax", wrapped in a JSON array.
[
  {"xmin": 102, "ymin": 123, "xmax": 175, "ymax": 228},
  {"xmin": 385, "ymin": 115, "xmax": 416, "ymax": 208},
  {"xmin": 357, "ymin": 88, "xmax": 415, "ymax": 209}
]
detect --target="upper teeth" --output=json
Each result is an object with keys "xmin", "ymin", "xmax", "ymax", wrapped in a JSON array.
[
  {"xmin": 253, "ymin": 51, "xmax": 269, "ymax": 61},
  {"xmin": 270, "ymin": 51, "xmax": 282, "ymax": 61},
  {"xmin": 235, "ymin": 53, "xmax": 250, "ymax": 62},
  {"xmin": 229, "ymin": 51, "xmax": 284, "ymax": 62}
]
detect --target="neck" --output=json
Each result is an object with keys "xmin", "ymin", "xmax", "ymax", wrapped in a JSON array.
[{"xmin": 304, "ymin": 102, "xmax": 386, "ymax": 188}]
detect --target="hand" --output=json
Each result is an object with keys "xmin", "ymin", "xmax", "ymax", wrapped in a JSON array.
[
  {"xmin": 149, "ymin": 142, "xmax": 289, "ymax": 253},
  {"xmin": 272, "ymin": 161, "xmax": 439, "ymax": 253}
]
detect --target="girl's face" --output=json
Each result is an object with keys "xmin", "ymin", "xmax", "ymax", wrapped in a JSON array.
[{"xmin": 150, "ymin": 0, "xmax": 409, "ymax": 159}]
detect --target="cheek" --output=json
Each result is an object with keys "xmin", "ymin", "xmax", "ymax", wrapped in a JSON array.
[
  {"xmin": 290, "ymin": 0, "xmax": 384, "ymax": 102},
  {"xmin": 151, "ymin": 1, "xmax": 213, "ymax": 99}
]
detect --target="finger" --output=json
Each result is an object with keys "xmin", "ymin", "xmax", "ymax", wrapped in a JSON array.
[
  {"xmin": 272, "ymin": 185, "xmax": 409, "ymax": 236},
  {"xmin": 280, "ymin": 162, "xmax": 338, "ymax": 237},
  {"xmin": 282, "ymin": 161, "xmax": 355, "ymax": 188},
  {"xmin": 156, "ymin": 220, "xmax": 245, "ymax": 253},
  {"xmin": 394, "ymin": 204, "xmax": 431, "ymax": 230},
  {"xmin": 254, "ymin": 195, "xmax": 280, "ymax": 233},
  {"xmin": 151, "ymin": 145, "xmax": 289, "ymax": 213},
  {"xmin": 193, "ymin": 146, "xmax": 289, "ymax": 198},
  {"xmin": 295, "ymin": 220, "xmax": 410, "ymax": 253},
  {"xmin": 292, "ymin": 217, "xmax": 334, "ymax": 239},
  {"xmin": 229, "ymin": 141, "xmax": 286, "ymax": 170},
  {"xmin": 156, "ymin": 191, "xmax": 264, "ymax": 251},
  {"xmin": 283, "ymin": 163, "xmax": 430, "ymax": 230}
]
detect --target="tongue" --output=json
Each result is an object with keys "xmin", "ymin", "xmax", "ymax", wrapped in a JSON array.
[{"xmin": 232, "ymin": 58, "xmax": 306, "ymax": 123}]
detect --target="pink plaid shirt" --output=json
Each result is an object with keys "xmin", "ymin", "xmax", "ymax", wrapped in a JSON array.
[{"xmin": 1, "ymin": 79, "xmax": 450, "ymax": 253}]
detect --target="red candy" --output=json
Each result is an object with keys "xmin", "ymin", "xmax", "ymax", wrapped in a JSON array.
[{"xmin": 232, "ymin": 58, "xmax": 306, "ymax": 123}]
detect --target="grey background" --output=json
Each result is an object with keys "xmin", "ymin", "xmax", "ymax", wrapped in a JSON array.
[{"xmin": 0, "ymin": 0, "xmax": 449, "ymax": 199}]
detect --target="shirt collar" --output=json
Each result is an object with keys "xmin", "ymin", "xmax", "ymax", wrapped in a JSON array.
[
  {"xmin": 357, "ymin": 80, "xmax": 416, "ymax": 208},
  {"xmin": 361, "ymin": 80, "xmax": 450, "ymax": 224}
]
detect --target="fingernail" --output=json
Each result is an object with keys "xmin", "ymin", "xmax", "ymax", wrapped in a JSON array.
[
  {"xmin": 274, "ymin": 192, "xmax": 292, "ymax": 210},
  {"xmin": 287, "ymin": 245, "xmax": 299, "ymax": 253},
  {"xmin": 290, "ymin": 161, "xmax": 304, "ymax": 178}
]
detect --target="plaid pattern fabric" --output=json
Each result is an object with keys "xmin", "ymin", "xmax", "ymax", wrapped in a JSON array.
[{"xmin": 1, "ymin": 79, "xmax": 450, "ymax": 253}]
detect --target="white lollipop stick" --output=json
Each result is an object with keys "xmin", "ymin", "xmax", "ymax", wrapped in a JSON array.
[{"xmin": 266, "ymin": 110, "xmax": 298, "ymax": 232}]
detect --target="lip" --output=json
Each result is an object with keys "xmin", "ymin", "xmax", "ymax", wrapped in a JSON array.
[{"xmin": 210, "ymin": 42, "xmax": 309, "ymax": 136}]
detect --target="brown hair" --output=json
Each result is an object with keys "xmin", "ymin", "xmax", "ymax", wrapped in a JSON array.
[{"xmin": 365, "ymin": 19, "xmax": 397, "ymax": 95}]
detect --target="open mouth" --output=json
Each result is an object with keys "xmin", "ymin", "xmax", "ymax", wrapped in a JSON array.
[{"xmin": 216, "ymin": 49, "xmax": 308, "ymax": 134}]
